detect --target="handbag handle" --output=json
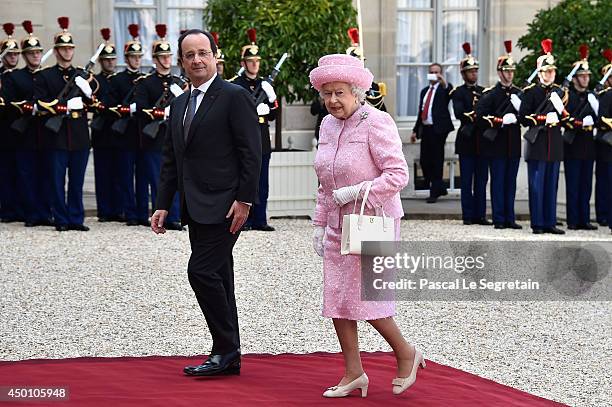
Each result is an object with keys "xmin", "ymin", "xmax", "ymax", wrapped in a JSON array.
[{"xmin": 352, "ymin": 181, "xmax": 389, "ymax": 231}]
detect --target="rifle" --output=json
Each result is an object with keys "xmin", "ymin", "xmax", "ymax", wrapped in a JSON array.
[
  {"xmin": 43, "ymin": 43, "xmax": 104, "ymax": 133},
  {"xmin": 141, "ymin": 75, "xmax": 187, "ymax": 139},
  {"xmin": 110, "ymin": 66, "xmax": 156, "ymax": 135},
  {"xmin": 251, "ymin": 53, "xmax": 288, "ymax": 106}
]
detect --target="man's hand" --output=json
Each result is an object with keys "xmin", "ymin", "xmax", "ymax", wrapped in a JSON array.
[
  {"xmin": 411, "ymin": 132, "xmax": 417, "ymax": 143},
  {"xmin": 437, "ymin": 73, "xmax": 447, "ymax": 89},
  {"xmin": 226, "ymin": 201, "xmax": 250, "ymax": 234},
  {"xmin": 151, "ymin": 209, "xmax": 168, "ymax": 234}
]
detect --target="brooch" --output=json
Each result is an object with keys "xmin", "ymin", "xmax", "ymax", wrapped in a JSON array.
[{"xmin": 356, "ymin": 110, "xmax": 368, "ymax": 127}]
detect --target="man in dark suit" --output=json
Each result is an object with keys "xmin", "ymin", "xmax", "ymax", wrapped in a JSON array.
[
  {"xmin": 151, "ymin": 29, "xmax": 261, "ymax": 377},
  {"xmin": 411, "ymin": 63, "xmax": 454, "ymax": 203}
]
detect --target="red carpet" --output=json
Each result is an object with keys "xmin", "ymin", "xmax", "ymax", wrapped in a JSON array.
[{"xmin": 0, "ymin": 352, "xmax": 567, "ymax": 406}]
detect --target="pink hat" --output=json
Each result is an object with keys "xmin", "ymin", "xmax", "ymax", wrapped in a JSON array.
[{"xmin": 309, "ymin": 54, "xmax": 374, "ymax": 91}]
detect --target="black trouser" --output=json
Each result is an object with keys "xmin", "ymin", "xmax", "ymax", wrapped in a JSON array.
[
  {"xmin": 187, "ymin": 218, "xmax": 240, "ymax": 355},
  {"xmin": 420, "ymin": 125, "xmax": 448, "ymax": 197}
]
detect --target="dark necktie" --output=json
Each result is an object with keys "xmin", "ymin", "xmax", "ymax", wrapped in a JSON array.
[{"xmin": 183, "ymin": 88, "xmax": 202, "ymax": 141}]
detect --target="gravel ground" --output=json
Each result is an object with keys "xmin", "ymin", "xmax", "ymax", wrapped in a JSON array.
[{"xmin": 1, "ymin": 218, "xmax": 610, "ymax": 406}]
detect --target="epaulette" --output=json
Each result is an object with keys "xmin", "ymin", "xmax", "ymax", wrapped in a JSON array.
[
  {"xmin": 135, "ymin": 73, "xmax": 152, "ymax": 83},
  {"xmin": 227, "ymin": 75, "xmax": 238, "ymax": 83},
  {"xmin": 597, "ymin": 87, "xmax": 611, "ymax": 96},
  {"xmin": 482, "ymin": 85, "xmax": 495, "ymax": 94},
  {"xmin": 523, "ymin": 83, "xmax": 536, "ymax": 91},
  {"xmin": 449, "ymin": 87, "xmax": 457, "ymax": 96},
  {"xmin": 107, "ymin": 72, "xmax": 118, "ymax": 78}
]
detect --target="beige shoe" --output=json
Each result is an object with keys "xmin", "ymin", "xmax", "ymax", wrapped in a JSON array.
[
  {"xmin": 392, "ymin": 348, "xmax": 426, "ymax": 395},
  {"xmin": 323, "ymin": 372, "xmax": 369, "ymax": 398}
]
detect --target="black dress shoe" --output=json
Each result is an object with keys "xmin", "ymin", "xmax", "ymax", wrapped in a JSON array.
[
  {"xmin": 241, "ymin": 224, "xmax": 252, "ymax": 231},
  {"xmin": 556, "ymin": 221, "xmax": 564, "ymax": 226},
  {"xmin": 126, "ymin": 220, "xmax": 139, "ymax": 226},
  {"xmin": 544, "ymin": 227, "xmax": 565, "ymax": 235},
  {"xmin": 164, "ymin": 222, "xmax": 185, "ymax": 231},
  {"xmin": 567, "ymin": 224, "xmax": 580, "ymax": 230},
  {"xmin": 24, "ymin": 222, "xmax": 35, "ymax": 227},
  {"xmin": 184, "ymin": 350, "xmax": 241, "ymax": 376},
  {"xmin": 598, "ymin": 220, "xmax": 608, "ymax": 227},
  {"xmin": 252, "ymin": 224, "xmax": 275, "ymax": 231},
  {"xmin": 69, "ymin": 224, "xmax": 90, "ymax": 231},
  {"xmin": 426, "ymin": 196, "xmax": 437, "ymax": 204},
  {"xmin": 505, "ymin": 222, "xmax": 523, "ymax": 229},
  {"xmin": 463, "ymin": 220, "xmax": 473, "ymax": 225},
  {"xmin": 36, "ymin": 219, "xmax": 54, "ymax": 227},
  {"xmin": 138, "ymin": 220, "xmax": 150, "ymax": 227},
  {"xmin": 55, "ymin": 225, "xmax": 69, "ymax": 232},
  {"xmin": 473, "ymin": 218, "xmax": 492, "ymax": 226},
  {"xmin": 532, "ymin": 228, "xmax": 544, "ymax": 234},
  {"xmin": 581, "ymin": 223, "xmax": 598, "ymax": 230},
  {"xmin": 494, "ymin": 223, "xmax": 506, "ymax": 229},
  {"xmin": 98, "ymin": 216, "xmax": 112, "ymax": 223}
]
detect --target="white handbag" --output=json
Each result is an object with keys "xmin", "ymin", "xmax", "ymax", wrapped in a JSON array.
[{"xmin": 340, "ymin": 181, "xmax": 395, "ymax": 255}]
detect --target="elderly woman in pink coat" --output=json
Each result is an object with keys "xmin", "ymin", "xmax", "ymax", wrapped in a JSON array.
[{"xmin": 309, "ymin": 54, "xmax": 425, "ymax": 398}]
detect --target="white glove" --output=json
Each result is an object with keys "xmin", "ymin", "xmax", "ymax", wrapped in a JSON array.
[
  {"xmin": 546, "ymin": 111, "xmax": 559, "ymax": 125},
  {"xmin": 510, "ymin": 94, "xmax": 522, "ymax": 112},
  {"xmin": 332, "ymin": 182, "xmax": 365, "ymax": 206},
  {"xmin": 582, "ymin": 115, "xmax": 594, "ymax": 127},
  {"xmin": 256, "ymin": 103, "xmax": 270, "ymax": 116},
  {"xmin": 588, "ymin": 93, "xmax": 599, "ymax": 116},
  {"xmin": 164, "ymin": 106, "xmax": 171, "ymax": 120},
  {"xmin": 502, "ymin": 113, "xmax": 517, "ymax": 125},
  {"xmin": 31, "ymin": 103, "xmax": 38, "ymax": 116},
  {"xmin": 313, "ymin": 226, "xmax": 325, "ymax": 257},
  {"xmin": 74, "ymin": 76, "xmax": 92, "ymax": 98},
  {"xmin": 129, "ymin": 102, "xmax": 137, "ymax": 115},
  {"xmin": 170, "ymin": 83, "xmax": 184, "ymax": 97},
  {"xmin": 549, "ymin": 92, "xmax": 564, "ymax": 115},
  {"xmin": 66, "ymin": 96, "xmax": 84, "ymax": 111},
  {"xmin": 261, "ymin": 80, "xmax": 277, "ymax": 103}
]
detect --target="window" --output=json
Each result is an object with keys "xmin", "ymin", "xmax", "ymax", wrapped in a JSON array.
[
  {"xmin": 396, "ymin": 0, "xmax": 480, "ymax": 119},
  {"xmin": 114, "ymin": 0, "xmax": 207, "ymax": 67}
]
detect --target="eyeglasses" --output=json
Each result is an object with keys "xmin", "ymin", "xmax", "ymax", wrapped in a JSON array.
[{"xmin": 183, "ymin": 50, "xmax": 213, "ymax": 62}]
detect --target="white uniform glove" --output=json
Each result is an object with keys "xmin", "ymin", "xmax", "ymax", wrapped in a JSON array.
[
  {"xmin": 256, "ymin": 103, "xmax": 270, "ymax": 116},
  {"xmin": 588, "ymin": 93, "xmax": 599, "ymax": 116},
  {"xmin": 582, "ymin": 115, "xmax": 594, "ymax": 127},
  {"xmin": 66, "ymin": 96, "xmax": 84, "ymax": 111},
  {"xmin": 129, "ymin": 102, "xmax": 137, "ymax": 115},
  {"xmin": 260, "ymin": 80, "xmax": 277, "ymax": 103},
  {"xmin": 502, "ymin": 113, "xmax": 517, "ymax": 125},
  {"xmin": 74, "ymin": 76, "xmax": 92, "ymax": 98},
  {"xmin": 332, "ymin": 182, "xmax": 365, "ymax": 206},
  {"xmin": 546, "ymin": 111, "xmax": 559, "ymax": 125},
  {"xmin": 313, "ymin": 226, "xmax": 325, "ymax": 257},
  {"xmin": 510, "ymin": 94, "xmax": 522, "ymax": 112},
  {"xmin": 549, "ymin": 92, "xmax": 564, "ymax": 115},
  {"xmin": 164, "ymin": 105, "xmax": 171, "ymax": 120}
]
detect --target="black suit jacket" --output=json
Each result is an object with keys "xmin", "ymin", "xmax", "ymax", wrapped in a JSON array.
[
  {"xmin": 413, "ymin": 82, "xmax": 454, "ymax": 137},
  {"xmin": 156, "ymin": 75, "xmax": 262, "ymax": 225}
]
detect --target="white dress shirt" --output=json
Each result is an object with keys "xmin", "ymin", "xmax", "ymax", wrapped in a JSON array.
[{"xmin": 183, "ymin": 72, "xmax": 217, "ymax": 124}]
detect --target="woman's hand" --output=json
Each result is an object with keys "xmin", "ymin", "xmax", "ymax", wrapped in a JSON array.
[{"xmin": 313, "ymin": 226, "xmax": 326, "ymax": 257}]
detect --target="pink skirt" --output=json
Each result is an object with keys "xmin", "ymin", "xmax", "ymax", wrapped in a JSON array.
[{"xmin": 321, "ymin": 218, "xmax": 400, "ymax": 320}]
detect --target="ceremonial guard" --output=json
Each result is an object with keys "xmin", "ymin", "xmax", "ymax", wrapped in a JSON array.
[
  {"xmin": 133, "ymin": 24, "xmax": 184, "ymax": 230},
  {"xmin": 230, "ymin": 28, "xmax": 277, "ymax": 231},
  {"xmin": 34, "ymin": 17, "xmax": 98, "ymax": 231},
  {"xmin": 0, "ymin": 22, "xmax": 22, "ymax": 223},
  {"xmin": 109, "ymin": 24, "xmax": 144, "ymax": 226},
  {"xmin": 518, "ymin": 39, "xmax": 567, "ymax": 234},
  {"xmin": 91, "ymin": 28, "xmax": 120, "ymax": 223},
  {"xmin": 562, "ymin": 45, "xmax": 597, "ymax": 230},
  {"xmin": 450, "ymin": 42, "xmax": 489, "ymax": 226},
  {"xmin": 211, "ymin": 32, "xmax": 225, "ymax": 77},
  {"xmin": 2, "ymin": 21, "xmax": 53, "ymax": 226},
  {"xmin": 595, "ymin": 49, "xmax": 612, "ymax": 227},
  {"xmin": 346, "ymin": 27, "xmax": 387, "ymax": 111},
  {"xmin": 596, "ymin": 49, "xmax": 612, "ymax": 233},
  {"xmin": 476, "ymin": 40, "xmax": 523, "ymax": 229}
]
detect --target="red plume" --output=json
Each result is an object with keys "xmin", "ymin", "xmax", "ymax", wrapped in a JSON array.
[
  {"xmin": 155, "ymin": 24, "xmax": 166, "ymax": 39},
  {"xmin": 3, "ymin": 23, "xmax": 15, "ymax": 36},
  {"xmin": 100, "ymin": 28, "xmax": 111, "ymax": 41},
  {"xmin": 128, "ymin": 24, "xmax": 139, "ymax": 39},
  {"xmin": 22, "ymin": 20, "xmax": 33, "ymax": 35},
  {"xmin": 347, "ymin": 27, "xmax": 359, "ymax": 46},
  {"xmin": 462, "ymin": 42, "xmax": 471, "ymax": 55},
  {"xmin": 604, "ymin": 49, "xmax": 612, "ymax": 63},
  {"xmin": 57, "ymin": 17, "xmax": 69, "ymax": 31},
  {"xmin": 578, "ymin": 44, "xmax": 588, "ymax": 60},
  {"xmin": 541, "ymin": 38, "xmax": 553, "ymax": 54},
  {"xmin": 247, "ymin": 28, "xmax": 256, "ymax": 44},
  {"xmin": 211, "ymin": 31, "xmax": 220, "ymax": 46},
  {"xmin": 504, "ymin": 40, "xmax": 512, "ymax": 54}
]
